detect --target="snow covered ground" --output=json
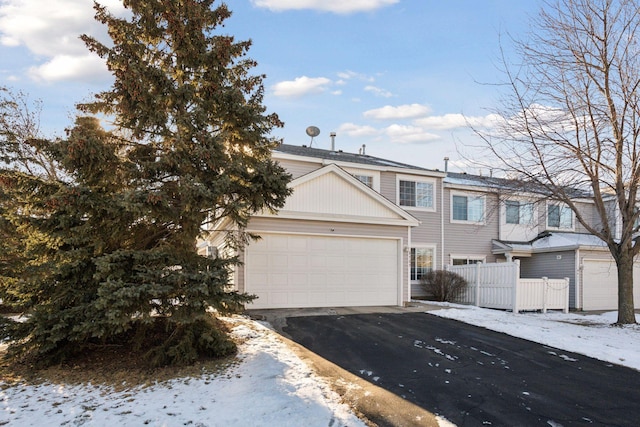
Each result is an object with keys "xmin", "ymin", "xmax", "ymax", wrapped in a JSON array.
[
  {"xmin": 0, "ymin": 317, "xmax": 366, "ymax": 427},
  {"xmin": 424, "ymin": 302, "xmax": 640, "ymax": 371},
  {"xmin": 1, "ymin": 305, "xmax": 639, "ymax": 426}
]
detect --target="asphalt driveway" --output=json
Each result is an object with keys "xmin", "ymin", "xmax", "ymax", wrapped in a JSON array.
[{"xmin": 282, "ymin": 312, "xmax": 640, "ymax": 427}]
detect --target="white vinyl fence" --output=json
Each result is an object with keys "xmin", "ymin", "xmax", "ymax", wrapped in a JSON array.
[{"xmin": 446, "ymin": 260, "xmax": 569, "ymax": 313}]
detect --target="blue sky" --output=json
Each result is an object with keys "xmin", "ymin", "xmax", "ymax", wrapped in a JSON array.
[{"xmin": 0, "ymin": 0, "xmax": 542, "ymax": 172}]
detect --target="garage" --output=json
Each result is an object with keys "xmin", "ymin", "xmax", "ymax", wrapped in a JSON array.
[
  {"xmin": 581, "ymin": 259, "xmax": 640, "ymax": 310},
  {"xmin": 245, "ymin": 233, "xmax": 401, "ymax": 309}
]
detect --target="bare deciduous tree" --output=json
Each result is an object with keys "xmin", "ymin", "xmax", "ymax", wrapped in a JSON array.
[
  {"xmin": 479, "ymin": 0, "xmax": 640, "ymax": 324},
  {"xmin": 0, "ymin": 87, "xmax": 60, "ymax": 181}
]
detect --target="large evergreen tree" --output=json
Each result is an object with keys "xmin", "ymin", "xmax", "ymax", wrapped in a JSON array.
[{"xmin": 0, "ymin": 0, "xmax": 290, "ymax": 366}]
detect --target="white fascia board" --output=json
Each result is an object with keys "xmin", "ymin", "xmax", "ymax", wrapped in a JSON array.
[
  {"xmin": 206, "ymin": 215, "xmax": 234, "ymax": 233},
  {"xmin": 272, "ymin": 151, "xmax": 323, "ymax": 164},
  {"xmin": 530, "ymin": 244, "xmax": 608, "ymax": 254},
  {"xmin": 254, "ymin": 210, "xmax": 420, "ymax": 227}
]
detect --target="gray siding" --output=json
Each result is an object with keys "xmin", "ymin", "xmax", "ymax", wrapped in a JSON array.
[
  {"xmin": 519, "ymin": 250, "xmax": 576, "ymax": 307},
  {"xmin": 574, "ymin": 201, "xmax": 594, "ymax": 234},
  {"xmin": 380, "ymin": 171, "xmax": 396, "ymax": 203},
  {"xmin": 277, "ymin": 158, "xmax": 322, "ymax": 179}
]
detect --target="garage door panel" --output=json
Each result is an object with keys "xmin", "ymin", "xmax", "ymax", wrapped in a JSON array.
[
  {"xmin": 246, "ymin": 234, "xmax": 400, "ymax": 309},
  {"xmin": 266, "ymin": 235, "xmax": 288, "ymax": 250},
  {"xmin": 326, "ymin": 256, "xmax": 345, "ymax": 268},
  {"xmin": 582, "ymin": 260, "xmax": 640, "ymax": 310}
]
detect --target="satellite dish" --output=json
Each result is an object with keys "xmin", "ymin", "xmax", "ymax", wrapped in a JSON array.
[
  {"xmin": 306, "ymin": 126, "xmax": 320, "ymax": 137},
  {"xmin": 306, "ymin": 126, "xmax": 320, "ymax": 146}
]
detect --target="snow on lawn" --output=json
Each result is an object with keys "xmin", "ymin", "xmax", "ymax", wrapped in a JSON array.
[
  {"xmin": 0, "ymin": 317, "xmax": 366, "ymax": 427},
  {"xmin": 4, "ymin": 306, "xmax": 639, "ymax": 427},
  {"xmin": 422, "ymin": 302, "xmax": 640, "ymax": 371}
]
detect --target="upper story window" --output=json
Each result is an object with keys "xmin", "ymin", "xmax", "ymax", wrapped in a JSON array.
[
  {"xmin": 547, "ymin": 202, "xmax": 573, "ymax": 229},
  {"xmin": 398, "ymin": 176, "xmax": 435, "ymax": 210},
  {"xmin": 353, "ymin": 174, "xmax": 373, "ymax": 188},
  {"xmin": 452, "ymin": 193, "xmax": 485, "ymax": 223},
  {"xmin": 505, "ymin": 200, "xmax": 535, "ymax": 225}
]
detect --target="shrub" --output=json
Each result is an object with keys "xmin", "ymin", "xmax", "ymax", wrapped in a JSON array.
[{"xmin": 420, "ymin": 270, "xmax": 468, "ymax": 302}]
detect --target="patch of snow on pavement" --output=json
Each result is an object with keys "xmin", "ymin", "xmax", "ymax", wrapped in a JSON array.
[
  {"xmin": 422, "ymin": 302, "xmax": 640, "ymax": 371},
  {"xmin": 0, "ymin": 316, "xmax": 366, "ymax": 427}
]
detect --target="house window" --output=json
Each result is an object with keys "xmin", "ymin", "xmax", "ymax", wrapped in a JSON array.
[
  {"xmin": 452, "ymin": 194, "xmax": 485, "ymax": 223},
  {"xmin": 399, "ymin": 179, "xmax": 434, "ymax": 209},
  {"xmin": 505, "ymin": 200, "xmax": 534, "ymax": 225},
  {"xmin": 354, "ymin": 174, "xmax": 373, "ymax": 188},
  {"xmin": 547, "ymin": 203, "xmax": 573, "ymax": 229},
  {"xmin": 452, "ymin": 257, "xmax": 485, "ymax": 266},
  {"xmin": 411, "ymin": 247, "xmax": 434, "ymax": 281}
]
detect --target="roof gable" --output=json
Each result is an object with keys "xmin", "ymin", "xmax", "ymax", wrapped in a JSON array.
[{"xmin": 257, "ymin": 164, "xmax": 419, "ymax": 226}]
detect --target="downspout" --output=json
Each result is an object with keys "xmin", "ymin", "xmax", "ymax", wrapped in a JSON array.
[
  {"xmin": 441, "ymin": 163, "xmax": 446, "ymax": 269},
  {"xmin": 441, "ymin": 181, "xmax": 445, "ymax": 269},
  {"xmin": 575, "ymin": 248, "xmax": 581, "ymax": 310},
  {"xmin": 497, "ymin": 192, "xmax": 502, "ymax": 253},
  {"xmin": 406, "ymin": 225, "xmax": 412, "ymax": 304}
]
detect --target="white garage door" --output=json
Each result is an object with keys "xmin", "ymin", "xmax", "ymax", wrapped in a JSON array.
[
  {"xmin": 245, "ymin": 233, "xmax": 400, "ymax": 309},
  {"xmin": 582, "ymin": 260, "xmax": 640, "ymax": 310}
]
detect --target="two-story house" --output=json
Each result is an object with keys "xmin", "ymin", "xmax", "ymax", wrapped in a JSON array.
[
  {"xmin": 202, "ymin": 143, "xmax": 639, "ymax": 311},
  {"xmin": 442, "ymin": 172, "xmax": 638, "ymax": 311}
]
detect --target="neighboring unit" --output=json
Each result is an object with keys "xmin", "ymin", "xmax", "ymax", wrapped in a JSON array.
[{"xmin": 201, "ymin": 143, "xmax": 638, "ymax": 311}]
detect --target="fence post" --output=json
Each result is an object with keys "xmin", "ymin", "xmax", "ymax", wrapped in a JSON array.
[
  {"xmin": 542, "ymin": 277, "xmax": 548, "ymax": 314},
  {"xmin": 563, "ymin": 277, "xmax": 570, "ymax": 313},
  {"xmin": 512, "ymin": 260, "xmax": 520, "ymax": 313},
  {"xmin": 475, "ymin": 262, "xmax": 481, "ymax": 306}
]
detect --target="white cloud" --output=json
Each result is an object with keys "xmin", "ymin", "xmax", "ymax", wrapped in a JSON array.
[
  {"xmin": 0, "ymin": 0, "xmax": 126, "ymax": 83},
  {"xmin": 336, "ymin": 70, "xmax": 374, "ymax": 82},
  {"xmin": 363, "ymin": 103, "xmax": 432, "ymax": 120},
  {"xmin": 414, "ymin": 113, "xmax": 502, "ymax": 131},
  {"xmin": 364, "ymin": 85, "xmax": 393, "ymax": 98},
  {"xmin": 336, "ymin": 122, "xmax": 440, "ymax": 144},
  {"xmin": 28, "ymin": 54, "xmax": 109, "ymax": 83},
  {"xmin": 252, "ymin": 0, "xmax": 399, "ymax": 14},
  {"xmin": 271, "ymin": 76, "xmax": 332, "ymax": 98},
  {"xmin": 337, "ymin": 122, "xmax": 378, "ymax": 138},
  {"xmin": 383, "ymin": 124, "xmax": 441, "ymax": 144}
]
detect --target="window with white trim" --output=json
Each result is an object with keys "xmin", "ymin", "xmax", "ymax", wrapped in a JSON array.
[
  {"xmin": 410, "ymin": 247, "xmax": 434, "ymax": 281},
  {"xmin": 353, "ymin": 174, "xmax": 373, "ymax": 188},
  {"xmin": 505, "ymin": 200, "xmax": 534, "ymax": 225},
  {"xmin": 547, "ymin": 202, "xmax": 573, "ymax": 229},
  {"xmin": 452, "ymin": 256, "xmax": 485, "ymax": 266},
  {"xmin": 398, "ymin": 177, "xmax": 435, "ymax": 209},
  {"xmin": 452, "ymin": 193, "xmax": 485, "ymax": 223}
]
